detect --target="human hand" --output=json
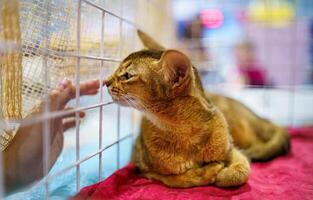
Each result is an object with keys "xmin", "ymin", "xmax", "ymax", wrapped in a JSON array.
[{"xmin": 3, "ymin": 79, "xmax": 101, "ymax": 192}]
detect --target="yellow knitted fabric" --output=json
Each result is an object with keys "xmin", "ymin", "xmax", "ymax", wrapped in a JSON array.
[{"xmin": 0, "ymin": 0, "xmax": 23, "ymax": 120}]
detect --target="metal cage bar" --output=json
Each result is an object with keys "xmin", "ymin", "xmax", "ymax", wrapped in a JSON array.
[
  {"xmin": 42, "ymin": 1, "xmax": 51, "ymax": 198},
  {"xmin": 0, "ymin": 150, "xmax": 3, "ymax": 198},
  {"xmin": 98, "ymin": 9, "xmax": 105, "ymax": 181},
  {"xmin": 288, "ymin": 0, "xmax": 299, "ymax": 126},
  {"xmin": 82, "ymin": 0, "xmax": 138, "ymax": 28},
  {"xmin": 117, "ymin": 9, "xmax": 123, "ymax": 171},
  {"xmin": 75, "ymin": 0, "xmax": 82, "ymax": 192}
]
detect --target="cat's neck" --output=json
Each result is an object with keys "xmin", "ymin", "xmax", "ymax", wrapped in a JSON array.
[{"xmin": 143, "ymin": 89, "xmax": 217, "ymax": 134}]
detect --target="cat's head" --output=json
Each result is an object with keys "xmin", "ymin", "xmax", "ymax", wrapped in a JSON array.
[{"xmin": 105, "ymin": 30, "xmax": 195, "ymax": 111}]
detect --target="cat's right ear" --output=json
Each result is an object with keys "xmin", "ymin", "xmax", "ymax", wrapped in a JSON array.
[
  {"xmin": 159, "ymin": 50, "xmax": 192, "ymax": 95},
  {"xmin": 137, "ymin": 29, "xmax": 165, "ymax": 51}
]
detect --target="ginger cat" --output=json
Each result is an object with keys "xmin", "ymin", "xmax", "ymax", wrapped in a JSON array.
[{"xmin": 104, "ymin": 30, "xmax": 290, "ymax": 188}]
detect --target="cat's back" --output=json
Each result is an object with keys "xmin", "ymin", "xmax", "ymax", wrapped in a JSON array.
[
  {"xmin": 205, "ymin": 92, "xmax": 276, "ymax": 147},
  {"xmin": 205, "ymin": 92, "xmax": 259, "ymax": 121}
]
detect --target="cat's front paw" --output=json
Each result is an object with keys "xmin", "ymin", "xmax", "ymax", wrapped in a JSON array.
[
  {"xmin": 163, "ymin": 160, "xmax": 195, "ymax": 175},
  {"xmin": 172, "ymin": 161, "xmax": 194, "ymax": 174},
  {"xmin": 196, "ymin": 162, "xmax": 225, "ymax": 183}
]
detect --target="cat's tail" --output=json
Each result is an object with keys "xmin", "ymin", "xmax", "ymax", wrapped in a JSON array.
[{"xmin": 243, "ymin": 127, "xmax": 290, "ymax": 161}]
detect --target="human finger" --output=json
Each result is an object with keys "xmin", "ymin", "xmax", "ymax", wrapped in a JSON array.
[
  {"xmin": 54, "ymin": 79, "xmax": 101, "ymax": 107},
  {"xmin": 62, "ymin": 118, "xmax": 76, "ymax": 131},
  {"xmin": 61, "ymin": 108, "xmax": 86, "ymax": 119}
]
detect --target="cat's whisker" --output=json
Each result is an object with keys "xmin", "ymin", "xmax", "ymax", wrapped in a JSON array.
[
  {"xmin": 124, "ymin": 94, "xmax": 150, "ymax": 112},
  {"xmin": 128, "ymin": 94, "xmax": 159, "ymax": 112},
  {"xmin": 120, "ymin": 95, "xmax": 142, "ymax": 111},
  {"xmin": 116, "ymin": 95, "xmax": 131, "ymax": 106},
  {"xmin": 123, "ymin": 95, "xmax": 143, "ymax": 110},
  {"xmin": 123, "ymin": 95, "xmax": 142, "ymax": 110},
  {"xmin": 122, "ymin": 96, "xmax": 135, "ymax": 107}
]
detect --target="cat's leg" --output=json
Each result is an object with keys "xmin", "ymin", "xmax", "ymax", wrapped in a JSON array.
[
  {"xmin": 215, "ymin": 148, "xmax": 250, "ymax": 187},
  {"xmin": 144, "ymin": 162, "xmax": 224, "ymax": 188},
  {"xmin": 242, "ymin": 127, "xmax": 290, "ymax": 161},
  {"xmin": 131, "ymin": 136, "xmax": 151, "ymax": 172}
]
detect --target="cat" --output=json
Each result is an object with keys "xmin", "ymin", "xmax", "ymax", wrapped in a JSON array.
[{"xmin": 104, "ymin": 30, "xmax": 290, "ymax": 188}]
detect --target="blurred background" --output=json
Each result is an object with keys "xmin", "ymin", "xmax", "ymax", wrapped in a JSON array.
[
  {"xmin": 169, "ymin": 0, "xmax": 313, "ymax": 126},
  {"xmin": 172, "ymin": 0, "xmax": 313, "ymax": 88},
  {"xmin": 1, "ymin": 0, "xmax": 313, "ymax": 199}
]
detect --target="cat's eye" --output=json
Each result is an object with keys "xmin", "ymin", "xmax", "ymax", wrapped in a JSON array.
[{"xmin": 120, "ymin": 72, "xmax": 133, "ymax": 81}]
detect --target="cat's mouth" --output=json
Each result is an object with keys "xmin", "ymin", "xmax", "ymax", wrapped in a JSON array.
[
  {"xmin": 109, "ymin": 91, "xmax": 131, "ymax": 107},
  {"xmin": 109, "ymin": 91, "xmax": 144, "ymax": 110},
  {"xmin": 107, "ymin": 88, "xmax": 137, "ymax": 107},
  {"xmin": 111, "ymin": 95, "xmax": 131, "ymax": 107}
]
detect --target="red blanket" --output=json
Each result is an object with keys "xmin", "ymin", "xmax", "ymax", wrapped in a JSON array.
[{"xmin": 73, "ymin": 127, "xmax": 313, "ymax": 200}]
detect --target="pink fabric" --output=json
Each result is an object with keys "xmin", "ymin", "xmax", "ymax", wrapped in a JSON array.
[{"xmin": 73, "ymin": 127, "xmax": 313, "ymax": 200}]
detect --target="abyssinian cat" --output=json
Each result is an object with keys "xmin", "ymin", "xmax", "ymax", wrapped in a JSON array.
[{"xmin": 104, "ymin": 30, "xmax": 290, "ymax": 188}]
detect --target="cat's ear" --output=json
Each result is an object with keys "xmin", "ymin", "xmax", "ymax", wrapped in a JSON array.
[
  {"xmin": 159, "ymin": 50, "xmax": 191, "ymax": 88},
  {"xmin": 137, "ymin": 29, "xmax": 165, "ymax": 51}
]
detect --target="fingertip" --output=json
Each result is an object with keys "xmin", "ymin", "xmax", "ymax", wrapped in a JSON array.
[
  {"xmin": 79, "ymin": 111, "xmax": 86, "ymax": 118},
  {"xmin": 62, "ymin": 79, "xmax": 71, "ymax": 86},
  {"xmin": 92, "ymin": 79, "xmax": 100, "ymax": 85},
  {"xmin": 58, "ymin": 79, "xmax": 72, "ymax": 90},
  {"xmin": 88, "ymin": 79, "xmax": 100, "ymax": 89},
  {"xmin": 102, "ymin": 79, "xmax": 107, "ymax": 86},
  {"xmin": 86, "ymin": 89, "xmax": 99, "ymax": 95},
  {"xmin": 79, "ymin": 80, "xmax": 102, "ymax": 96}
]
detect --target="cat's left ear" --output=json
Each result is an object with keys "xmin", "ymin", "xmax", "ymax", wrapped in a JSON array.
[
  {"xmin": 159, "ymin": 50, "xmax": 192, "ymax": 88},
  {"xmin": 137, "ymin": 29, "xmax": 165, "ymax": 51}
]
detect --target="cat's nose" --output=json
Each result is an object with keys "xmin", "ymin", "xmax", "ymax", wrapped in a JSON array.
[{"xmin": 103, "ymin": 79, "xmax": 112, "ymax": 87}]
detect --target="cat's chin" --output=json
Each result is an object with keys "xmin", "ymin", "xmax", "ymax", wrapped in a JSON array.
[{"xmin": 112, "ymin": 97, "xmax": 131, "ymax": 107}]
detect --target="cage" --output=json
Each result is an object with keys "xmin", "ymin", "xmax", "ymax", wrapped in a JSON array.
[{"xmin": 0, "ymin": 0, "xmax": 312, "ymax": 199}]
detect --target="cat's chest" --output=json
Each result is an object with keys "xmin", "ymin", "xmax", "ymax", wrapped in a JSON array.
[
  {"xmin": 142, "ymin": 134, "xmax": 198, "ymax": 174},
  {"xmin": 141, "ymin": 118, "xmax": 203, "ymax": 155}
]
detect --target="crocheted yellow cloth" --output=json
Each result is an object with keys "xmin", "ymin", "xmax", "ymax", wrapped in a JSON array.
[
  {"xmin": 0, "ymin": 0, "xmax": 22, "ymax": 120},
  {"xmin": 0, "ymin": 0, "xmax": 22, "ymax": 150}
]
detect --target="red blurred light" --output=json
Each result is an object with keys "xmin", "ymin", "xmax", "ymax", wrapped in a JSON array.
[{"xmin": 200, "ymin": 9, "xmax": 224, "ymax": 29}]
